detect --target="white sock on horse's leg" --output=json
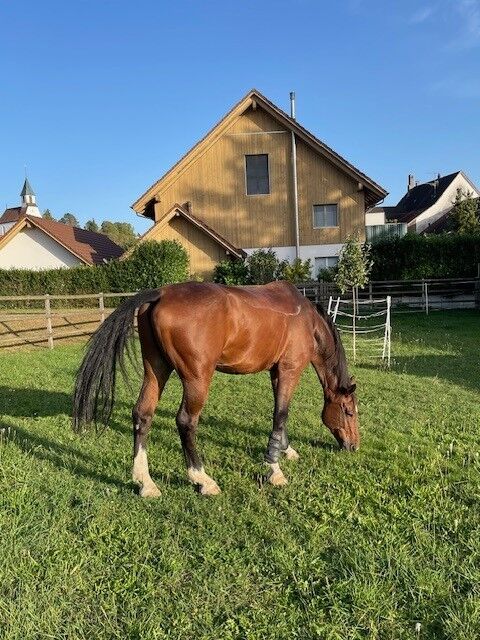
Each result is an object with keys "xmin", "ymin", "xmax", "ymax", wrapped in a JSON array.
[
  {"xmin": 265, "ymin": 461, "xmax": 288, "ymax": 486},
  {"xmin": 187, "ymin": 466, "xmax": 221, "ymax": 496},
  {"xmin": 132, "ymin": 443, "xmax": 160, "ymax": 497}
]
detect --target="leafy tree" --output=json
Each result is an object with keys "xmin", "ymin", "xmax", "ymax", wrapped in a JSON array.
[
  {"xmin": 85, "ymin": 219, "xmax": 99, "ymax": 233},
  {"xmin": 100, "ymin": 221, "xmax": 138, "ymax": 249},
  {"xmin": 42, "ymin": 209, "xmax": 55, "ymax": 220},
  {"xmin": 59, "ymin": 212, "xmax": 79, "ymax": 226},
  {"xmin": 450, "ymin": 189, "xmax": 480, "ymax": 233},
  {"xmin": 335, "ymin": 232, "xmax": 372, "ymax": 294}
]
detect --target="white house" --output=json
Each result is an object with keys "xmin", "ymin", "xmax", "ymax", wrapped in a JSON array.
[
  {"xmin": 0, "ymin": 180, "xmax": 124, "ymax": 269},
  {"xmin": 372, "ymin": 172, "xmax": 480, "ymax": 234}
]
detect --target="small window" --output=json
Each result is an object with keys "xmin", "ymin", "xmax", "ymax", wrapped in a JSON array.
[
  {"xmin": 245, "ymin": 154, "xmax": 269, "ymax": 195},
  {"xmin": 315, "ymin": 256, "xmax": 338, "ymax": 275},
  {"xmin": 313, "ymin": 204, "xmax": 338, "ymax": 228}
]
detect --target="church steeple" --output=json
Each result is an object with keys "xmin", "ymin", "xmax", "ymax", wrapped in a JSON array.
[
  {"xmin": 21, "ymin": 178, "xmax": 36, "ymax": 205},
  {"xmin": 19, "ymin": 177, "xmax": 41, "ymax": 217}
]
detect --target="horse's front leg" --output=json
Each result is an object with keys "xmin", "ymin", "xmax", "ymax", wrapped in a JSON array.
[
  {"xmin": 265, "ymin": 366, "xmax": 302, "ymax": 486},
  {"xmin": 177, "ymin": 376, "xmax": 221, "ymax": 496}
]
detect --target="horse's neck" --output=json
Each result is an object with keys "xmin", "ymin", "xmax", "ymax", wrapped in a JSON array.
[{"xmin": 311, "ymin": 311, "xmax": 339, "ymax": 396}]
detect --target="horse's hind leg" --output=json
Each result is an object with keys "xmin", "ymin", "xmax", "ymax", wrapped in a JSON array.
[
  {"xmin": 132, "ymin": 305, "xmax": 172, "ymax": 498},
  {"xmin": 177, "ymin": 376, "xmax": 220, "ymax": 496}
]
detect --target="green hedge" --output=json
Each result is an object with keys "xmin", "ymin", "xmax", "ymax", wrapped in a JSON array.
[
  {"xmin": 0, "ymin": 240, "xmax": 189, "ymax": 307},
  {"xmin": 370, "ymin": 233, "xmax": 480, "ymax": 280}
]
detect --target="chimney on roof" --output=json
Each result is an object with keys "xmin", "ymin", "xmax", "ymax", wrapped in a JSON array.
[
  {"xmin": 408, "ymin": 174, "xmax": 416, "ymax": 191},
  {"xmin": 290, "ymin": 92, "xmax": 296, "ymax": 120}
]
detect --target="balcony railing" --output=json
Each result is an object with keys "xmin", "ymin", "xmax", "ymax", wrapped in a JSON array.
[{"xmin": 366, "ymin": 223, "xmax": 407, "ymax": 242}]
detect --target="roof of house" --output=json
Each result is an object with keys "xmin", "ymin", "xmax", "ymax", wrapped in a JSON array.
[
  {"xmin": 0, "ymin": 214, "xmax": 124, "ymax": 265},
  {"xmin": 20, "ymin": 178, "xmax": 35, "ymax": 197},
  {"xmin": 384, "ymin": 171, "xmax": 480, "ymax": 224},
  {"xmin": 126, "ymin": 203, "xmax": 246, "ymax": 260},
  {"xmin": 0, "ymin": 206, "xmax": 24, "ymax": 224},
  {"xmin": 132, "ymin": 89, "xmax": 387, "ymax": 216}
]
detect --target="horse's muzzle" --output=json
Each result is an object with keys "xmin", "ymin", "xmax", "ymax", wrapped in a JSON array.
[{"xmin": 342, "ymin": 442, "xmax": 358, "ymax": 452}]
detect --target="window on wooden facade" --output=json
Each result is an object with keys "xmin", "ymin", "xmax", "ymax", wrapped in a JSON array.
[
  {"xmin": 313, "ymin": 204, "xmax": 338, "ymax": 228},
  {"xmin": 315, "ymin": 256, "xmax": 339, "ymax": 275},
  {"xmin": 245, "ymin": 154, "xmax": 270, "ymax": 195}
]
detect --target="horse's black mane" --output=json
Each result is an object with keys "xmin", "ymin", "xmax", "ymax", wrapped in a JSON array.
[{"xmin": 316, "ymin": 304, "xmax": 351, "ymax": 390}]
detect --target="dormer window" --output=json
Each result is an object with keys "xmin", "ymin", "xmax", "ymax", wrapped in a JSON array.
[{"xmin": 245, "ymin": 154, "xmax": 270, "ymax": 195}]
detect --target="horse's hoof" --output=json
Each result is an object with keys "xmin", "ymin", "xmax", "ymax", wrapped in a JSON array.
[
  {"xmin": 284, "ymin": 446, "xmax": 300, "ymax": 461},
  {"xmin": 200, "ymin": 481, "xmax": 221, "ymax": 496},
  {"xmin": 139, "ymin": 484, "xmax": 161, "ymax": 498},
  {"xmin": 268, "ymin": 472, "xmax": 288, "ymax": 487}
]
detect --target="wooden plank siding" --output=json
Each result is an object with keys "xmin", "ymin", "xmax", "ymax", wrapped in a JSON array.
[
  {"xmin": 296, "ymin": 138, "xmax": 366, "ymax": 245},
  {"xmin": 144, "ymin": 216, "xmax": 232, "ymax": 279},
  {"xmin": 150, "ymin": 105, "xmax": 364, "ymax": 250}
]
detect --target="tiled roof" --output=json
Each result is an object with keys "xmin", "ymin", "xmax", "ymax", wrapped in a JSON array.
[
  {"xmin": 0, "ymin": 215, "xmax": 124, "ymax": 265},
  {"xmin": 31, "ymin": 217, "xmax": 124, "ymax": 264},
  {"xmin": 0, "ymin": 206, "xmax": 24, "ymax": 224},
  {"xmin": 384, "ymin": 172, "xmax": 463, "ymax": 224}
]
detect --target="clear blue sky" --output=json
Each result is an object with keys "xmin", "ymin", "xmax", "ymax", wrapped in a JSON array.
[{"xmin": 1, "ymin": 0, "xmax": 479, "ymax": 233}]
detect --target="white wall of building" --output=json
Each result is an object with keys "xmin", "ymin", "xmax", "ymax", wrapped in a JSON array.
[
  {"xmin": 243, "ymin": 243, "xmax": 343, "ymax": 277},
  {"xmin": 0, "ymin": 227, "xmax": 82, "ymax": 270},
  {"xmin": 415, "ymin": 173, "xmax": 480, "ymax": 232},
  {"xmin": 365, "ymin": 210, "xmax": 385, "ymax": 226}
]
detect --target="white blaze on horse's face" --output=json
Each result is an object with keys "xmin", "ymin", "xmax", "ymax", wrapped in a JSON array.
[{"xmin": 322, "ymin": 381, "xmax": 360, "ymax": 452}]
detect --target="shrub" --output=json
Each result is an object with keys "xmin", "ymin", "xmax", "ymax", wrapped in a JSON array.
[
  {"xmin": 0, "ymin": 240, "xmax": 189, "ymax": 307},
  {"xmin": 370, "ymin": 233, "xmax": 480, "ymax": 280},
  {"xmin": 247, "ymin": 249, "xmax": 283, "ymax": 284},
  {"xmin": 213, "ymin": 259, "xmax": 249, "ymax": 285},
  {"xmin": 317, "ymin": 266, "xmax": 337, "ymax": 282},
  {"xmin": 281, "ymin": 258, "xmax": 312, "ymax": 283}
]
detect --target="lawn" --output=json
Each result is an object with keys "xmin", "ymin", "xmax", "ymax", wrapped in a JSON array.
[{"xmin": 0, "ymin": 310, "xmax": 479, "ymax": 640}]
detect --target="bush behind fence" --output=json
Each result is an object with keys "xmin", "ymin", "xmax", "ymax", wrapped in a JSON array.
[{"xmin": 0, "ymin": 240, "xmax": 189, "ymax": 308}]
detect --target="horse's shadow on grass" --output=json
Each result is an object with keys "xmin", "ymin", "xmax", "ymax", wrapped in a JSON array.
[
  {"xmin": 0, "ymin": 385, "xmax": 334, "ymax": 492},
  {"xmin": 1, "ymin": 419, "xmax": 129, "ymax": 491}
]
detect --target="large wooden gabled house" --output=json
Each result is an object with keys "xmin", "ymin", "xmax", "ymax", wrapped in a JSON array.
[{"xmin": 132, "ymin": 89, "xmax": 387, "ymax": 278}]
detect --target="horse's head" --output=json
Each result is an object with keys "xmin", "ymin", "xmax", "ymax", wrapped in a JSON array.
[{"xmin": 321, "ymin": 378, "xmax": 359, "ymax": 451}]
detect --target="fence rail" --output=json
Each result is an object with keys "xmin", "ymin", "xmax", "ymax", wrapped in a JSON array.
[
  {"xmin": 0, "ymin": 278, "xmax": 478, "ymax": 350},
  {"xmin": 0, "ymin": 292, "xmax": 137, "ymax": 350},
  {"xmin": 296, "ymin": 277, "xmax": 480, "ymax": 313}
]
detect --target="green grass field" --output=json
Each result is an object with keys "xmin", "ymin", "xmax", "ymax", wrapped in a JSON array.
[{"xmin": 0, "ymin": 310, "xmax": 479, "ymax": 639}]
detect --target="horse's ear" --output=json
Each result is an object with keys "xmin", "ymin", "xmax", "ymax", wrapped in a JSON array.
[{"xmin": 340, "ymin": 383, "xmax": 356, "ymax": 395}]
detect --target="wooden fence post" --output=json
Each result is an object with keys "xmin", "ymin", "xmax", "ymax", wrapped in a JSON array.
[
  {"xmin": 98, "ymin": 292, "xmax": 105, "ymax": 324},
  {"xmin": 44, "ymin": 294, "xmax": 54, "ymax": 349}
]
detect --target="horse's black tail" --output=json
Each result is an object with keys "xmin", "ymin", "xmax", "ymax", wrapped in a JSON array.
[{"xmin": 72, "ymin": 288, "xmax": 163, "ymax": 432}]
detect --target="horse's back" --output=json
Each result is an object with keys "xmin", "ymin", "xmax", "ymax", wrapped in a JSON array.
[{"xmin": 148, "ymin": 281, "xmax": 313, "ymax": 375}]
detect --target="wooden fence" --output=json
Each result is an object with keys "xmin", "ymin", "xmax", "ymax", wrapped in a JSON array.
[
  {"xmin": 0, "ymin": 278, "xmax": 478, "ymax": 350},
  {"xmin": 0, "ymin": 292, "xmax": 136, "ymax": 350}
]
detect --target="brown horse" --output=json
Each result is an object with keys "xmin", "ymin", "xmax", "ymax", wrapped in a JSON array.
[{"xmin": 73, "ymin": 281, "xmax": 359, "ymax": 496}]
